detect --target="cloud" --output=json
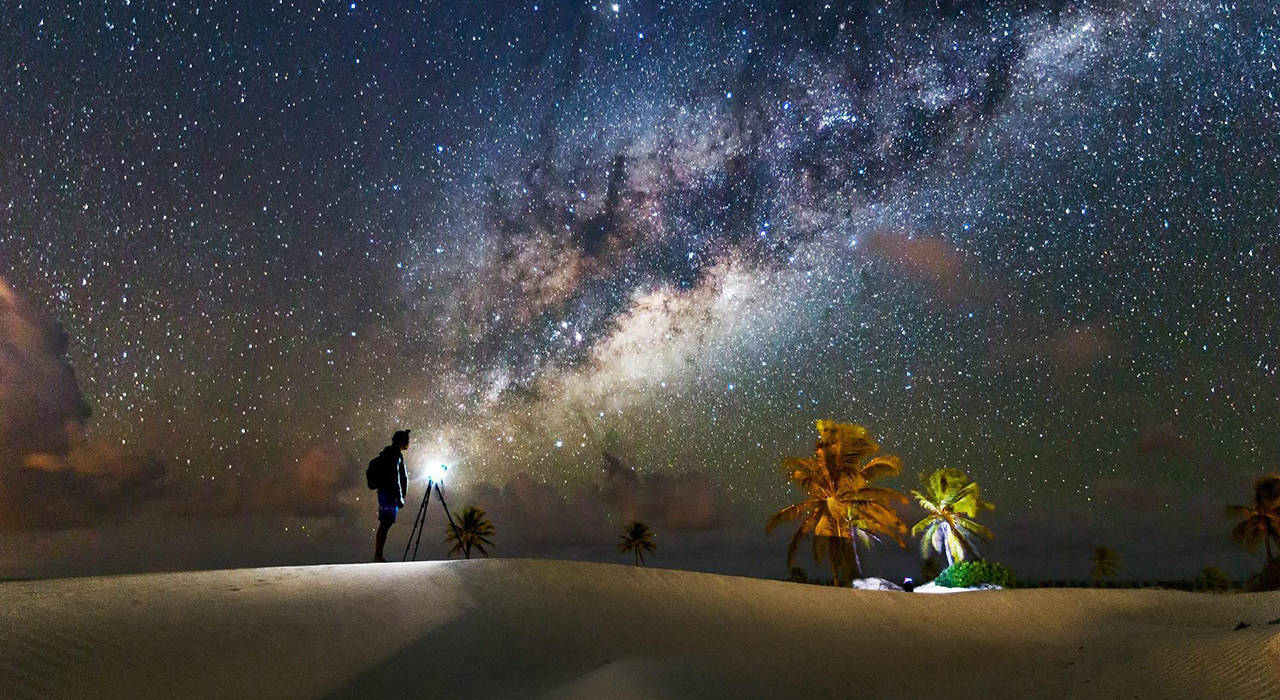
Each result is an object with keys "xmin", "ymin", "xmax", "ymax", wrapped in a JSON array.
[
  {"xmin": 2, "ymin": 439, "xmax": 173, "ymax": 531},
  {"xmin": 600, "ymin": 451, "xmax": 735, "ymax": 531},
  {"xmin": 255, "ymin": 445, "xmax": 364, "ymax": 517},
  {"xmin": 1043, "ymin": 323, "xmax": 1115, "ymax": 372},
  {"xmin": 0, "ymin": 276, "xmax": 142, "ymax": 530},
  {"xmin": 461, "ymin": 473, "xmax": 611, "ymax": 548},
  {"xmin": 991, "ymin": 321, "xmax": 1117, "ymax": 375},
  {"xmin": 0, "ymin": 276, "xmax": 90, "ymax": 457},
  {"xmin": 1135, "ymin": 422, "xmax": 1195, "ymax": 457},
  {"xmin": 453, "ymin": 451, "xmax": 738, "ymax": 551},
  {"xmin": 0, "ymin": 275, "xmax": 364, "ymax": 530},
  {"xmin": 864, "ymin": 233, "xmax": 988, "ymax": 308}
]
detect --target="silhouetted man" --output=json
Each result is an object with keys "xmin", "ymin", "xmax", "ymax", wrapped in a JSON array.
[{"xmin": 373, "ymin": 429, "xmax": 410, "ymax": 562}]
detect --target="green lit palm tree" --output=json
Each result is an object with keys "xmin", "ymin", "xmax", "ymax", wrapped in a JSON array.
[
  {"xmin": 911, "ymin": 468, "xmax": 994, "ymax": 567},
  {"xmin": 618, "ymin": 521, "xmax": 656, "ymax": 566},
  {"xmin": 767, "ymin": 421, "xmax": 909, "ymax": 586},
  {"xmin": 1090, "ymin": 546, "xmax": 1119, "ymax": 581},
  {"xmin": 1228, "ymin": 475, "xmax": 1280, "ymax": 564},
  {"xmin": 444, "ymin": 505, "xmax": 496, "ymax": 558}
]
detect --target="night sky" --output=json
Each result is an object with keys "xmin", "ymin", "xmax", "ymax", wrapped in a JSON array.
[{"xmin": 2, "ymin": 0, "xmax": 1278, "ymax": 581}]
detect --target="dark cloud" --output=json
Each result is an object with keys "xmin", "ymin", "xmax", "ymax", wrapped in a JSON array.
[
  {"xmin": 0, "ymin": 279, "xmax": 364, "ymax": 530},
  {"xmin": 2, "ymin": 442, "xmax": 173, "ymax": 531},
  {"xmin": 255, "ymin": 445, "xmax": 363, "ymax": 517},
  {"xmin": 1041, "ymin": 323, "xmax": 1116, "ymax": 373},
  {"xmin": 0, "ymin": 276, "xmax": 142, "ymax": 530},
  {"xmin": 0, "ymin": 276, "xmax": 90, "ymax": 456},
  {"xmin": 454, "ymin": 451, "xmax": 737, "ymax": 550},
  {"xmin": 463, "ymin": 473, "xmax": 611, "ymax": 548},
  {"xmin": 1135, "ymin": 422, "xmax": 1195, "ymax": 457},
  {"xmin": 865, "ymin": 233, "xmax": 991, "ymax": 308},
  {"xmin": 600, "ymin": 451, "xmax": 736, "ymax": 531}
]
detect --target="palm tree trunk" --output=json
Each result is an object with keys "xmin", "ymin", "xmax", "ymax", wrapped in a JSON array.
[
  {"xmin": 1267, "ymin": 534, "xmax": 1274, "ymax": 563},
  {"xmin": 851, "ymin": 538, "xmax": 863, "ymax": 580}
]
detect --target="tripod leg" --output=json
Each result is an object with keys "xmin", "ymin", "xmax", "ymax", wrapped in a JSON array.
[
  {"xmin": 411, "ymin": 481, "xmax": 432, "ymax": 561},
  {"xmin": 434, "ymin": 482, "xmax": 469, "ymax": 560},
  {"xmin": 401, "ymin": 481, "xmax": 432, "ymax": 562}
]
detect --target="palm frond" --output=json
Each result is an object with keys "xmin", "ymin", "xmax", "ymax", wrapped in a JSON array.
[
  {"xmin": 767, "ymin": 501, "xmax": 817, "ymax": 532},
  {"xmin": 860, "ymin": 455, "xmax": 903, "ymax": 482}
]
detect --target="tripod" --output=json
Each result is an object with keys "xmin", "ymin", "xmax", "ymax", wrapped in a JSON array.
[{"xmin": 402, "ymin": 473, "xmax": 467, "ymax": 562}]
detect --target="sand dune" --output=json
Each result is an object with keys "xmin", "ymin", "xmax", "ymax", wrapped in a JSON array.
[{"xmin": 3, "ymin": 559, "xmax": 1279, "ymax": 699}]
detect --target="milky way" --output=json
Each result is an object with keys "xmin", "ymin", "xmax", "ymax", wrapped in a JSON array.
[{"xmin": 2, "ymin": 1, "xmax": 1278, "ymax": 578}]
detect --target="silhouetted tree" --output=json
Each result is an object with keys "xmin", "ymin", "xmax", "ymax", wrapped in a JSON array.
[
  {"xmin": 444, "ymin": 506, "xmax": 495, "ymax": 558},
  {"xmin": 1228, "ymin": 474, "xmax": 1280, "ymax": 564},
  {"xmin": 767, "ymin": 421, "xmax": 908, "ymax": 586},
  {"xmin": 920, "ymin": 557, "xmax": 942, "ymax": 582},
  {"xmin": 1090, "ymin": 546, "xmax": 1120, "ymax": 582},
  {"xmin": 1192, "ymin": 566, "xmax": 1230, "ymax": 593},
  {"xmin": 618, "ymin": 521, "xmax": 656, "ymax": 566}
]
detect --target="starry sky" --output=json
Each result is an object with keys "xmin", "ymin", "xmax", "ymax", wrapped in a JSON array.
[{"xmin": 2, "ymin": 0, "xmax": 1278, "ymax": 581}]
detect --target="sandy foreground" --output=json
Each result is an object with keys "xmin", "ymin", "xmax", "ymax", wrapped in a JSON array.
[{"xmin": 2, "ymin": 559, "xmax": 1279, "ymax": 700}]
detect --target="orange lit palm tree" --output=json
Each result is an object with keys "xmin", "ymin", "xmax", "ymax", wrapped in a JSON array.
[
  {"xmin": 911, "ymin": 468, "xmax": 994, "ymax": 567},
  {"xmin": 1227, "ymin": 475, "xmax": 1280, "ymax": 564},
  {"xmin": 767, "ymin": 421, "xmax": 908, "ymax": 586},
  {"xmin": 618, "ymin": 521, "xmax": 656, "ymax": 566}
]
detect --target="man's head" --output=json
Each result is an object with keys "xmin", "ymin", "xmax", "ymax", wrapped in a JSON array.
[{"xmin": 392, "ymin": 429, "xmax": 411, "ymax": 451}]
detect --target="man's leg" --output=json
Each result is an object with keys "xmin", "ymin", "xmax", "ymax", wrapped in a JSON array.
[{"xmin": 375, "ymin": 520, "xmax": 392, "ymax": 562}]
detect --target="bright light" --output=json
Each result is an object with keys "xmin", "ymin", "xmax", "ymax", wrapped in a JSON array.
[{"xmin": 420, "ymin": 462, "xmax": 448, "ymax": 482}]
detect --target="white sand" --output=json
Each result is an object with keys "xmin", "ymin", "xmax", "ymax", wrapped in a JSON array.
[{"xmin": 2, "ymin": 559, "xmax": 1278, "ymax": 699}]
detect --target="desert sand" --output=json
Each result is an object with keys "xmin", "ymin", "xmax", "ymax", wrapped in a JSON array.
[{"xmin": 3, "ymin": 559, "xmax": 1278, "ymax": 699}]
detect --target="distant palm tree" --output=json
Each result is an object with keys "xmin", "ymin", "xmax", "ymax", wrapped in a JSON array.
[
  {"xmin": 444, "ymin": 506, "xmax": 496, "ymax": 558},
  {"xmin": 1090, "ymin": 547, "xmax": 1120, "ymax": 581},
  {"xmin": 767, "ymin": 421, "xmax": 908, "ymax": 586},
  {"xmin": 1193, "ymin": 566, "xmax": 1230, "ymax": 593},
  {"xmin": 911, "ymin": 468, "xmax": 994, "ymax": 567},
  {"xmin": 618, "ymin": 521, "xmax": 656, "ymax": 566},
  {"xmin": 1228, "ymin": 475, "xmax": 1280, "ymax": 563}
]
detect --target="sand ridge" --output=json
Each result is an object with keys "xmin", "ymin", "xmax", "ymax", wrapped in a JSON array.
[{"xmin": 2, "ymin": 559, "xmax": 1278, "ymax": 699}]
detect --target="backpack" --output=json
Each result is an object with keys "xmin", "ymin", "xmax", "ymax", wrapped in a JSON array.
[{"xmin": 366, "ymin": 454, "xmax": 386, "ymax": 490}]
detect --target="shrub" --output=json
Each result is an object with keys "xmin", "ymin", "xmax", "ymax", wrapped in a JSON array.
[{"xmin": 933, "ymin": 560, "xmax": 1015, "ymax": 588}]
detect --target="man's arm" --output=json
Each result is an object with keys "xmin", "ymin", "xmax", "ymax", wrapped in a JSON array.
[{"xmin": 398, "ymin": 457, "xmax": 408, "ymax": 505}]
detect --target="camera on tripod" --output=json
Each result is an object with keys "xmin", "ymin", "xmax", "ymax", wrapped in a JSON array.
[{"xmin": 402, "ymin": 464, "xmax": 466, "ymax": 562}]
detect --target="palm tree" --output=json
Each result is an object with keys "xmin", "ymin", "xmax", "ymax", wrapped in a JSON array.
[
  {"xmin": 911, "ymin": 468, "xmax": 994, "ymax": 567},
  {"xmin": 1090, "ymin": 546, "xmax": 1119, "ymax": 582},
  {"xmin": 1193, "ymin": 566, "xmax": 1230, "ymax": 593},
  {"xmin": 1227, "ymin": 474, "xmax": 1280, "ymax": 564},
  {"xmin": 443, "ymin": 505, "xmax": 496, "ymax": 558},
  {"xmin": 767, "ymin": 421, "xmax": 909, "ymax": 586},
  {"xmin": 920, "ymin": 557, "xmax": 942, "ymax": 582},
  {"xmin": 618, "ymin": 521, "xmax": 656, "ymax": 566}
]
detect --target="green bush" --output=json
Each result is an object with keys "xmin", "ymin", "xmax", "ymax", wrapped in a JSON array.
[{"xmin": 933, "ymin": 560, "xmax": 1015, "ymax": 588}]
